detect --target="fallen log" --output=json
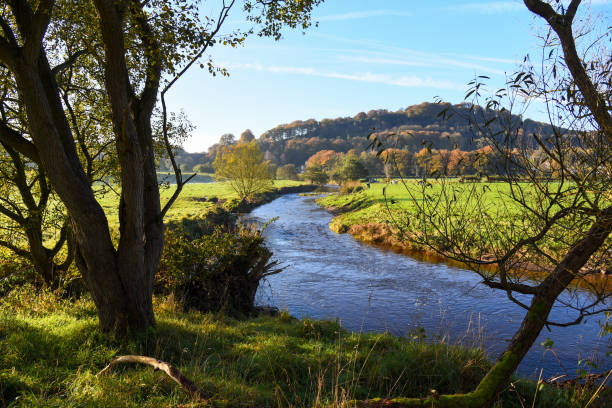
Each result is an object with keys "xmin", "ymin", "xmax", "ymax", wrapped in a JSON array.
[{"xmin": 97, "ymin": 355, "xmax": 210, "ymax": 400}]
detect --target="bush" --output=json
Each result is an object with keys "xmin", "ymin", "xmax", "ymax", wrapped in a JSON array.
[
  {"xmin": 0, "ymin": 256, "xmax": 36, "ymax": 298},
  {"xmin": 157, "ymin": 222, "xmax": 281, "ymax": 317},
  {"xmin": 340, "ymin": 181, "xmax": 364, "ymax": 195}
]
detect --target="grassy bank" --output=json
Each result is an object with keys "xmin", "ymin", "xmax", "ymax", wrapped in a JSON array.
[
  {"xmin": 2, "ymin": 288, "xmax": 607, "ymax": 407},
  {"xmin": 316, "ymin": 181, "xmax": 611, "ymax": 290}
]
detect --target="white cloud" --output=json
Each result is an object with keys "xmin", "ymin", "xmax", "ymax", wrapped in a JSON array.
[
  {"xmin": 309, "ymin": 33, "xmax": 514, "ymax": 75},
  {"xmin": 318, "ymin": 10, "xmax": 412, "ymax": 21},
  {"xmin": 225, "ymin": 62, "xmax": 462, "ymax": 90},
  {"xmin": 333, "ymin": 49, "xmax": 508, "ymax": 76}
]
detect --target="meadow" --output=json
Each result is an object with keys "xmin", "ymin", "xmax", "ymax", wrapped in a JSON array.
[
  {"xmin": 318, "ymin": 180, "xmax": 524, "ymax": 234},
  {"xmin": 97, "ymin": 179, "xmax": 306, "ymax": 227}
]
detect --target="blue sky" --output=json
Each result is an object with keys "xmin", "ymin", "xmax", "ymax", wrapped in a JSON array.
[{"xmin": 165, "ymin": 0, "xmax": 611, "ymax": 152}]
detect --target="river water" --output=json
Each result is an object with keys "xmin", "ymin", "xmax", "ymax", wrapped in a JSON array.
[{"xmin": 248, "ymin": 193, "xmax": 610, "ymax": 378}]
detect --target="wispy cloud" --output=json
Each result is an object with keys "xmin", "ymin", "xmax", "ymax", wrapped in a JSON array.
[
  {"xmin": 445, "ymin": 53, "xmax": 517, "ymax": 65},
  {"xmin": 330, "ymin": 46, "xmax": 509, "ymax": 76},
  {"xmin": 309, "ymin": 33, "xmax": 514, "ymax": 75},
  {"xmin": 226, "ymin": 63, "xmax": 462, "ymax": 90},
  {"xmin": 318, "ymin": 9, "xmax": 412, "ymax": 21},
  {"xmin": 337, "ymin": 55, "xmax": 432, "ymax": 68},
  {"xmin": 442, "ymin": 1, "xmax": 524, "ymax": 14}
]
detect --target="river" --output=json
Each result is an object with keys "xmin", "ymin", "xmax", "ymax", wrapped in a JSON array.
[{"xmin": 246, "ymin": 193, "xmax": 611, "ymax": 378}]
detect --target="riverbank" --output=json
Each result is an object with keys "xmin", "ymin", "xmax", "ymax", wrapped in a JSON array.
[
  {"xmin": 227, "ymin": 184, "xmax": 319, "ymax": 213},
  {"xmin": 2, "ymin": 287, "xmax": 606, "ymax": 407},
  {"xmin": 316, "ymin": 183, "xmax": 611, "ymax": 291}
]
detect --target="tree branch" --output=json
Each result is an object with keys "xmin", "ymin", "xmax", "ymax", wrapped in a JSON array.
[
  {"xmin": 51, "ymin": 49, "xmax": 89, "ymax": 77},
  {"xmin": 97, "ymin": 355, "xmax": 211, "ymax": 400},
  {"xmin": 523, "ymin": 0, "xmax": 612, "ymax": 142},
  {"xmin": 0, "ymin": 120, "xmax": 40, "ymax": 163},
  {"xmin": 0, "ymin": 239, "xmax": 30, "ymax": 258},
  {"xmin": 159, "ymin": 0, "xmax": 235, "ymax": 219},
  {"xmin": 24, "ymin": 0, "xmax": 55, "ymax": 62}
]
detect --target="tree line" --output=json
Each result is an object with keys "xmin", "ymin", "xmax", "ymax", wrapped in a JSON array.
[{"xmin": 168, "ymin": 101, "xmax": 557, "ymax": 173}]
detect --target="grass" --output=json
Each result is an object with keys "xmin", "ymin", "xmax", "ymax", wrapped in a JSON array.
[
  {"xmin": 157, "ymin": 172, "xmax": 215, "ymax": 184},
  {"xmin": 97, "ymin": 180, "xmax": 306, "ymax": 227},
  {"xmin": 317, "ymin": 181, "xmax": 521, "ymax": 234},
  {"xmin": 1, "ymin": 288, "xmax": 608, "ymax": 407}
]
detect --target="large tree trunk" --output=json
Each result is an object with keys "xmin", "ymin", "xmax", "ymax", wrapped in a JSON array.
[{"xmin": 9, "ymin": 44, "xmax": 157, "ymax": 333}]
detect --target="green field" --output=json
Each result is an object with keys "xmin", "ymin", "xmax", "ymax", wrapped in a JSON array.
[
  {"xmin": 97, "ymin": 180, "xmax": 306, "ymax": 227},
  {"xmin": 157, "ymin": 171, "xmax": 215, "ymax": 184},
  {"xmin": 316, "ymin": 179, "xmax": 610, "ymax": 261},
  {"xmin": 317, "ymin": 180, "xmax": 521, "ymax": 234}
]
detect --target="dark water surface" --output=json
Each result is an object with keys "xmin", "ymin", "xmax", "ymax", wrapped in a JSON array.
[{"xmin": 248, "ymin": 193, "xmax": 610, "ymax": 378}]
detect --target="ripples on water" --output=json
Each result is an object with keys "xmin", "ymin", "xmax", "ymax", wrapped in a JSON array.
[{"xmin": 247, "ymin": 194, "xmax": 610, "ymax": 378}]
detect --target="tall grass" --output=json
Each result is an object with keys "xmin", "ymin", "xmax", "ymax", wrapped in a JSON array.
[{"xmin": 1, "ymin": 287, "xmax": 608, "ymax": 407}]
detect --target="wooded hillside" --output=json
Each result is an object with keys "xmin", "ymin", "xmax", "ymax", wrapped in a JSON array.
[{"xmin": 169, "ymin": 102, "xmax": 554, "ymax": 172}]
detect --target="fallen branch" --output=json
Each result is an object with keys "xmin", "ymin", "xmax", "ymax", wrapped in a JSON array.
[{"xmin": 97, "ymin": 355, "xmax": 210, "ymax": 400}]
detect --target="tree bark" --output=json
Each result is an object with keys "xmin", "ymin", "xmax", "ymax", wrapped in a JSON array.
[{"xmin": 0, "ymin": 0, "xmax": 158, "ymax": 331}]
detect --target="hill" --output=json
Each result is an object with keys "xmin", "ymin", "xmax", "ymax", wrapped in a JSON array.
[{"xmin": 165, "ymin": 102, "xmax": 554, "ymax": 172}]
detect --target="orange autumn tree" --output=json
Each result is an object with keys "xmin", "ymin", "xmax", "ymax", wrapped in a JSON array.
[{"xmin": 306, "ymin": 149, "xmax": 339, "ymax": 168}]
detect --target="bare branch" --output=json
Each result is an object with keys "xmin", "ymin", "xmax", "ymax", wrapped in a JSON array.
[
  {"xmin": 159, "ymin": 0, "xmax": 236, "ymax": 218},
  {"xmin": 97, "ymin": 355, "xmax": 211, "ymax": 400}
]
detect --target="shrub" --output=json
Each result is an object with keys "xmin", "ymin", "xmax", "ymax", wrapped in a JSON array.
[
  {"xmin": 157, "ymin": 222, "xmax": 281, "ymax": 317},
  {"xmin": 340, "ymin": 180, "xmax": 364, "ymax": 195}
]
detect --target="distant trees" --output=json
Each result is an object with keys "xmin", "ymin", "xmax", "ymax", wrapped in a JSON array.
[
  {"xmin": 305, "ymin": 149, "xmax": 339, "ymax": 167},
  {"xmin": 192, "ymin": 164, "xmax": 212, "ymax": 174},
  {"xmin": 239, "ymin": 129, "xmax": 256, "ymax": 143},
  {"xmin": 214, "ymin": 141, "xmax": 274, "ymax": 200},
  {"xmin": 332, "ymin": 154, "xmax": 368, "ymax": 182},
  {"xmin": 381, "ymin": 149, "xmax": 413, "ymax": 178},
  {"xmin": 276, "ymin": 164, "xmax": 299, "ymax": 180},
  {"xmin": 303, "ymin": 164, "xmax": 329, "ymax": 185},
  {"xmin": 219, "ymin": 133, "xmax": 237, "ymax": 146}
]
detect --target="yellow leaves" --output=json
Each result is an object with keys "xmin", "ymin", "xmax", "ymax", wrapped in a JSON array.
[{"xmin": 213, "ymin": 141, "xmax": 273, "ymax": 200}]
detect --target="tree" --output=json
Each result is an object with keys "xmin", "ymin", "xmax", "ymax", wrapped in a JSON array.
[
  {"xmin": 363, "ymin": 1, "xmax": 611, "ymax": 406},
  {"xmin": 303, "ymin": 164, "xmax": 329, "ymax": 185},
  {"xmin": 381, "ymin": 148, "xmax": 414, "ymax": 178},
  {"xmin": 219, "ymin": 133, "xmax": 236, "ymax": 146},
  {"xmin": 239, "ymin": 129, "xmax": 255, "ymax": 143},
  {"xmin": 213, "ymin": 141, "xmax": 274, "ymax": 200},
  {"xmin": 332, "ymin": 154, "xmax": 368, "ymax": 182},
  {"xmin": 276, "ymin": 163, "xmax": 298, "ymax": 180},
  {"xmin": 192, "ymin": 163, "xmax": 212, "ymax": 173},
  {"xmin": 0, "ymin": 0, "xmax": 322, "ymax": 333},
  {"xmin": 306, "ymin": 149, "xmax": 339, "ymax": 167}
]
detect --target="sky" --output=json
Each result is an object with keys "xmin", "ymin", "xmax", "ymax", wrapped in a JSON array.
[{"xmin": 164, "ymin": 0, "xmax": 612, "ymax": 152}]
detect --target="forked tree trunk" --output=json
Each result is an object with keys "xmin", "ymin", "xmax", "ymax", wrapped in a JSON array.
[{"xmin": 1, "ymin": 1, "xmax": 162, "ymax": 332}]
